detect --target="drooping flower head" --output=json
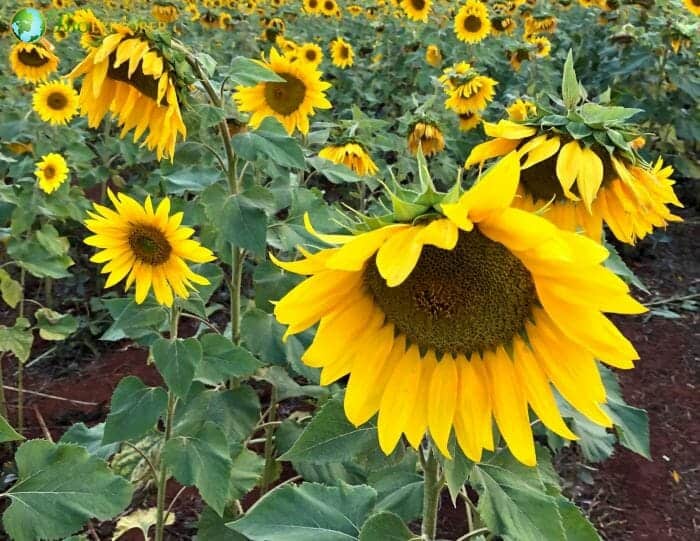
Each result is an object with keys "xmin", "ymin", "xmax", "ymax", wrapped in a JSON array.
[
  {"xmin": 68, "ymin": 24, "xmax": 187, "ymax": 161},
  {"xmin": 407, "ymin": 121, "xmax": 445, "ymax": 157},
  {"xmin": 440, "ymin": 62, "xmax": 497, "ymax": 114},
  {"xmin": 234, "ymin": 48, "xmax": 332, "ymax": 135},
  {"xmin": 319, "ymin": 143, "xmax": 379, "ymax": 176},
  {"xmin": 273, "ymin": 152, "xmax": 646, "ymax": 466},
  {"xmin": 35, "ymin": 153, "xmax": 69, "ymax": 194},
  {"xmin": 9, "ymin": 42, "xmax": 59, "ymax": 83},
  {"xmin": 32, "ymin": 80, "xmax": 79, "ymax": 126},
  {"xmin": 84, "ymin": 191, "xmax": 216, "ymax": 307}
]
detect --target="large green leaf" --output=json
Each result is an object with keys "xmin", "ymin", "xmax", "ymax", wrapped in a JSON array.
[
  {"xmin": 358, "ymin": 512, "xmax": 414, "ymax": 541},
  {"xmin": 34, "ymin": 308, "xmax": 78, "ymax": 341},
  {"xmin": 151, "ymin": 337, "xmax": 202, "ymax": 399},
  {"xmin": 280, "ymin": 399, "xmax": 377, "ymax": 464},
  {"xmin": 102, "ymin": 376, "xmax": 168, "ymax": 444},
  {"xmin": 163, "ymin": 421, "xmax": 232, "ymax": 516},
  {"xmin": 240, "ymin": 308, "xmax": 287, "ymax": 363},
  {"xmin": 196, "ymin": 333, "xmax": 262, "ymax": 385},
  {"xmin": 221, "ymin": 194, "xmax": 268, "ymax": 256},
  {"xmin": 0, "ymin": 269, "xmax": 21, "ymax": 308},
  {"xmin": 227, "ymin": 56, "xmax": 285, "ymax": 86},
  {"xmin": 101, "ymin": 298, "xmax": 168, "ymax": 342},
  {"xmin": 229, "ymin": 482, "xmax": 377, "ymax": 541},
  {"xmin": 558, "ymin": 500, "xmax": 602, "ymax": 541},
  {"xmin": 228, "ymin": 444, "xmax": 265, "ymax": 499},
  {"xmin": 0, "ymin": 317, "xmax": 33, "ymax": 364},
  {"xmin": 198, "ymin": 506, "xmax": 246, "ymax": 540},
  {"xmin": 60, "ymin": 423, "xmax": 119, "ymax": 460},
  {"xmin": 232, "ymin": 118, "xmax": 305, "ymax": 169},
  {"xmin": 1, "ymin": 440, "xmax": 133, "ymax": 541},
  {"xmin": 7, "ymin": 225, "xmax": 74, "ymax": 279},
  {"xmin": 562, "ymin": 50, "xmax": 580, "ymax": 109}
]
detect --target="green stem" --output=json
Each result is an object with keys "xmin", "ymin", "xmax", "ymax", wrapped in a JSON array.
[
  {"xmin": 0, "ymin": 354, "xmax": 7, "ymax": 420},
  {"xmin": 421, "ymin": 446, "xmax": 442, "ymax": 541},
  {"xmin": 154, "ymin": 309, "xmax": 180, "ymax": 541},
  {"xmin": 17, "ymin": 267, "xmax": 25, "ymax": 435},
  {"xmin": 259, "ymin": 386, "xmax": 278, "ymax": 495}
]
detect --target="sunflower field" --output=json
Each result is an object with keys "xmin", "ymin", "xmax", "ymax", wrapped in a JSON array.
[{"xmin": 0, "ymin": 0, "xmax": 698, "ymax": 539}]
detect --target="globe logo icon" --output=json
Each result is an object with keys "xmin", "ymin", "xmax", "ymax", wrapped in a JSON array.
[{"xmin": 11, "ymin": 8, "xmax": 46, "ymax": 43}]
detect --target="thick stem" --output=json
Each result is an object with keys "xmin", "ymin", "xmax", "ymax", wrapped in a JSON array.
[
  {"xmin": 421, "ymin": 447, "xmax": 442, "ymax": 541},
  {"xmin": 259, "ymin": 386, "xmax": 278, "ymax": 495},
  {"xmin": 17, "ymin": 267, "xmax": 25, "ymax": 434}
]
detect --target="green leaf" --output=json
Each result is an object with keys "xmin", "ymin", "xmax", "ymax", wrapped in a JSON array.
[
  {"xmin": 221, "ymin": 194, "xmax": 268, "ymax": 256},
  {"xmin": 442, "ymin": 439, "xmax": 473, "ymax": 503},
  {"xmin": 256, "ymin": 365, "xmax": 328, "ymax": 401},
  {"xmin": 0, "ymin": 415, "xmax": 23, "ymax": 443},
  {"xmin": 60, "ymin": 423, "xmax": 119, "ymax": 460},
  {"xmin": 228, "ymin": 56, "xmax": 285, "ymax": 86},
  {"xmin": 358, "ymin": 512, "xmax": 413, "ymax": 541},
  {"xmin": 558, "ymin": 500, "xmax": 602, "ymax": 541},
  {"xmin": 162, "ymin": 166, "xmax": 222, "ymax": 194},
  {"xmin": 228, "ymin": 444, "xmax": 265, "ymax": 499},
  {"xmin": 603, "ymin": 240, "xmax": 648, "ymax": 293},
  {"xmin": 232, "ymin": 119, "xmax": 305, "ymax": 169},
  {"xmin": 566, "ymin": 122, "xmax": 592, "ymax": 140},
  {"xmin": 368, "ymin": 468, "xmax": 422, "ymax": 522},
  {"xmin": 562, "ymin": 50, "xmax": 580, "ymax": 109},
  {"xmin": 101, "ymin": 298, "xmax": 168, "ymax": 342},
  {"xmin": 196, "ymin": 334, "xmax": 262, "ymax": 385},
  {"xmin": 34, "ymin": 308, "xmax": 78, "ymax": 341},
  {"xmin": 7, "ymin": 225, "xmax": 74, "ymax": 279},
  {"xmin": 198, "ymin": 506, "xmax": 247, "ymax": 540},
  {"xmin": 606, "ymin": 401, "xmax": 650, "ymax": 459},
  {"xmin": 192, "ymin": 103, "xmax": 226, "ymax": 129},
  {"xmin": 241, "ymin": 308, "xmax": 286, "ymax": 363},
  {"xmin": 163, "ymin": 421, "xmax": 232, "ymax": 515},
  {"xmin": 280, "ymin": 399, "xmax": 377, "ymax": 464},
  {"xmin": 0, "ymin": 269, "xmax": 21, "ymax": 309},
  {"xmin": 579, "ymin": 104, "xmax": 642, "ymax": 126},
  {"xmin": 102, "ymin": 376, "xmax": 168, "ymax": 444},
  {"xmin": 307, "ymin": 157, "xmax": 365, "ymax": 184},
  {"xmin": 2, "ymin": 440, "xmax": 133, "ymax": 541},
  {"xmin": 151, "ymin": 337, "xmax": 202, "ymax": 399},
  {"xmin": 253, "ymin": 261, "xmax": 301, "ymax": 312},
  {"xmin": 229, "ymin": 482, "xmax": 377, "ymax": 541},
  {"xmin": 0, "ymin": 317, "xmax": 33, "ymax": 364}
]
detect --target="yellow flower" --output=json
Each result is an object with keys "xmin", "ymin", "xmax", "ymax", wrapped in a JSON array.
[
  {"xmin": 9, "ymin": 42, "xmax": 59, "ymax": 83},
  {"xmin": 506, "ymin": 98, "xmax": 537, "ymax": 121},
  {"xmin": 425, "ymin": 45, "xmax": 442, "ymax": 67},
  {"xmin": 491, "ymin": 15, "xmax": 516, "ymax": 35},
  {"xmin": 454, "ymin": 0, "xmax": 491, "ymax": 44},
  {"xmin": 234, "ymin": 48, "xmax": 332, "ymax": 135},
  {"xmin": 457, "ymin": 110, "xmax": 482, "ymax": 131},
  {"xmin": 400, "ymin": 0, "xmax": 432, "ymax": 22},
  {"xmin": 319, "ymin": 143, "xmax": 378, "ymax": 176},
  {"xmin": 273, "ymin": 152, "xmax": 646, "ymax": 466},
  {"xmin": 303, "ymin": 0, "xmax": 322, "ymax": 14},
  {"xmin": 509, "ymin": 48, "xmax": 531, "ymax": 71},
  {"xmin": 320, "ymin": 0, "xmax": 339, "ymax": 16},
  {"xmin": 407, "ymin": 122, "xmax": 445, "ymax": 157},
  {"xmin": 84, "ymin": 190, "xmax": 216, "ymax": 307},
  {"xmin": 32, "ymin": 80, "xmax": 79, "ymax": 126},
  {"xmin": 465, "ymin": 120, "xmax": 683, "ymax": 244},
  {"xmin": 444, "ymin": 75, "xmax": 497, "ymax": 114},
  {"xmin": 529, "ymin": 35, "xmax": 552, "ymax": 58},
  {"xmin": 330, "ymin": 37, "xmax": 354, "ymax": 69},
  {"xmin": 73, "ymin": 9, "xmax": 107, "ymax": 50},
  {"xmin": 35, "ymin": 153, "xmax": 69, "ymax": 194},
  {"xmin": 152, "ymin": 2, "xmax": 179, "ymax": 22},
  {"xmin": 298, "ymin": 43, "xmax": 324, "ymax": 67},
  {"xmin": 68, "ymin": 26, "xmax": 187, "ymax": 161},
  {"xmin": 683, "ymin": 0, "xmax": 700, "ymax": 15}
]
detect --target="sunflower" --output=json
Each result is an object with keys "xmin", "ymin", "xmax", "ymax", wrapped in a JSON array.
[
  {"xmin": 68, "ymin": 25, "xmax": 186, "ymax": 161},
  {"xmin": 32, "ymin": 80, "xmax": 79, "ymax": 126},
  {"xmin": 454, "ymin": 0, "xmax": 491, "ymax": 43},
  {"xmin": 506, "ymin": 98, "xmax": 536, "ymax": 121},
  {"xmin": 348, "ymin": 4, "xmax": 363, "ymax": 15},
  {"xmin": 9, "ymin": 42, "xmax": 59, "ymax": 83},
  {"xmin": 683, "ymin": 0, "xmax": 700, "ymax": 15},
  {"xmin": 303, "ymin": 0, "xmax": 322, "ymax": 14},
  {"xmin": 73, "ymin": 9, "xmax": 107, "ymax": 50},
  {"xmin": 491, "ymin": 15, "xmax": 516, "ymax": 34},
  {"xmin": 273, "ymin": 152, "xmax": 646, "ymax": 465},
  {"xmin": 509, "ymin": 48, "xmax": 531, "ymax": 71},
  {"xmin": 457, "ymin": 110, "xmax": 481, "ymax": 131},
  {"xmin": 152, "ymin": 2, "xmax": 179, "ymax": 23},
  {"xmin": 299, "ymin": 43, "xmax": 324, "ymax": 66},
  {"xmin": 400, "ymin": 0, "xmax": 431, "ymax": 22},
  {"xmin": 234, "ymin": 48, "xmax": 332, "ymax": 135},
  {"xmin": 84, "ymin": 190, "xmax": 216, "ymax": 307},
  {"xmin": 465, "ymin": 120, "xmax": 683, "ymax": 243},
  {"xmin": 319, "ymin": 143, "xmax": 378, "ymax": 176},
  {"xmin": 320, "ymin": 0, "xmax": 338, "ymax": 16},
  {"xmin": 425, "ymin": 44, "xmax": 442, "ymax": 67},
  {"xmin": 330, "ymin": 37, "xmax": 354, "ymax": 68},
  {"xmin": 443, "ymin": 75, "xmax": 497, "ymax": 114},
  {"xmin": 407, "ymin": 122, "xmax": 445, "ymax": 157},
  {"xmin": 35, "ymin": 153, "xmax": 69, "ymax": 194},
  {"xmin": 529, "ymin": 35, "xmax": 552, "ymax": 58},
  {"xmin": 525, "ymin": 15, "xmax": 557, "ymax": 34}
]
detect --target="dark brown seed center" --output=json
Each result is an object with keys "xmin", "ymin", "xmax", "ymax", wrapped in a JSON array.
[
  {"xmin": 128, "ymin": 224, "xmax": 172, "ymax": 265},
  {"xmin": 18, "ymin": 48, "xmax": 49, "ymax": 67},
  {"xmin": 264, "ymin": 73, "xmax": 307, "ymax": 115},
  {"xmin": 464, "ymin": 15, "xmax": 482, "ymax": 33},
  {"xmin": 47, "ymin": 91, "xmax": 69, "ymax": 110}
]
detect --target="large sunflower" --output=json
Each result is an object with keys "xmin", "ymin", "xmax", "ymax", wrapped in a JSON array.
[
  {"xmin": 466, "ymin": 120, "xmax": 683, "ymax": 243},
  {"xmin": 319, "ymin": 143, "xmax": 378, "ymax": 176},
  {"xmin": 330, "ymin": 37, "xmax": 354, "ymax": 69},
  {"xmin": 400, "ymin": 0, "xmax": 432, "ymax": 22},
  {"xmin": 234, "ymin": 48, "xmax": 332, "ymax": 135},
  {"xmin": 84, "ymin": 190, "xmax": 216, "ymax": 307},
  {"xmin": 32, "ymin": 80, "xmax": 79, "ymax": 126},
  {"xmin": 35, "ymin": 153, "xmax": 69, "ymax": 194},
  {"xmin": 273, "ymin": 152, "xmax": 645, "ymax": 466},
  {"xmin": 9, "ymin": 42, "xmax": 59, "ymax": 83},
  {"xmin": 454, "ymin": 0, "xmax": 491, "ymax": 43},
  {"xmin": 68, "ymin": 25, "xmax": 186, "ymax": 161}
]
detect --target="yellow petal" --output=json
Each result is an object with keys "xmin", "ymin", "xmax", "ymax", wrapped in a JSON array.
[
  {"xmin": 465, "ymin": 138, "xmax": 520, "ymax": 168},
  {"xmin": 522, "ymin": 136, "xmax": 561, "ymax": 169},
  {"xmin": 577, "ymin": 148, "xmax": 604, "ymax": 212},
  {"xmin": 404, "ymin": 351, "xmax": 437, "ymax": 449},
  {"xmin": 555, "ymin": 141, "xmax": 582, "ymax": 198},
  {"xmin": 326, "ymin": 224, "xmax": 408, "ymax": 271},
  {"xmin": 303, "ymin": 212, "xmax": 352, "ymax": 245},
  {"xmin": 427, "ymin": 354, "xmax": 458, "ymax": 457},
  {"xmin": 418, "ymin": 219, "xmax": 459, "ymax": 250},
  {"xmin": 483, "ymin": 120, "xmax": 537, "ymax": 139},
  {"xmin": 375, "ymin": 226, "xmax": 425, "ymax": 287}
]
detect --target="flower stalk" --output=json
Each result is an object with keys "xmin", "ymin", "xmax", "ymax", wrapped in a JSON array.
[{"xmin": 421, "ymin": 444, "xmax": 442, "ymax": 541}]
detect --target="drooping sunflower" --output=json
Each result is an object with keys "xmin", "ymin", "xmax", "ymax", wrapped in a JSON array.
[
  {"xmin": 525, "ymin": 15, "xmax": 557, "ymax": 34},
  {"xmin": 330, "ymin": 37, "xmax": 354, "ymax": 68},
  {"xmin": 152, "ymin": 2, "xmax": 179, "ymax": 23},
  {"xmin": 234, "ymin": 48, "xmax": 332, "ymax": 135},
  {"xmin": 298, "ymin": 43, "xmax": 324, "ymax": 66},
  {"xmin": 35, "ymin": 153, "xmax": 69, "ymax": 194},
  {"xmin": 32, "ymin": 80, "xmax": 79, "ymax": 126},
  {"xmin": 506, "ymin": 98, "xmax": 537, "ymax": 121},
  {"xmin": 273, "ymin": 152, "xmax": 646, "ymax": 465},
  {"xmin": 68, "ymin": 25, "xmax": 187, "ymax": 161},
  {"xmin": 319, "ymin": 143, "xmax": 378, "ymax": 176},
  {"xmin": 457, "ymin": 110, "xmax": 482, "ymax": 131},
  {"xmin": 400, "ymin": 0, "xmax": 432, "ymax": 22},
  {"xmin": 491, "ymin": 15, "xmax": 516, "ymax": 34},
  {"xmin": 9, "ymin": 42, "xmax": 59, "ymax": 83},
  {"xmin": 84, "ymin": 190, "xmax": 216, "ymax": 307},
  {"xmin": 348, "ymin": 4, "xmax": 363, "ymax": 16},
  {"xmin": 425, "ymin": 44, "xmax": 442, "ymax": 67},
  {"xmin": 440, "ymin": 63, "xmax": 497, "ymax": 114},
  {"xmin": 466, "ymin": 120, "xmax": 683, "ymax": 243},
  {"xmin": 683, "ymin": 0, "xmax": 700, "ymax": 15},
  {"xmin": 454, "ymin": 0, "xmax": 491, "ymax": 43},
  {"xmin": 407, "ymin": 122, "xmax": 445, "ymax": 157}
]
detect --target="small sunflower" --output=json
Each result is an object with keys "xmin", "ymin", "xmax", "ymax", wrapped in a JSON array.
[
  {"xmin": 35, "ymin": 153, "xmax": 69, "ymax": 194},
  {"xmin": 273, "ymin": 152, "xmax": 646, "ymax": 465},
  {"xmin": 407, "ymin": 122, "xmax": 445, "ymax": 157},
  {"xmin": 68, "ymin": 25, "xmax": 187, "ymax": 161},
  {"xmin": 491, "ymin": 15, "xmax": 516, "ymax": 34},
  {"xmin": 440, "ymin": 64, "xmax": 498, "ymax": 114},
  {"xmin": 303, "ymin": 0, "xmax": 322, "ymax": 14},
  {"xmin": 509, "ymin": 48, "xmax": 531, "ymax": 71},
  {"xmin": 400, "ymin": 0, "xmax": 432, "ymax": 22},
  {"xmin": 529, "ymin": 35, "xmax": 552, "ymax": 58},
  {"xmin": 348, "ymin": 4, "xmax": 363, "ymax": 15},
  {"xmin": 506, "ymin": 98, "xmax": 537, "ymax": 121},
  {"xmin": 152, "ymin": 2, "xmax": 179, "ymax": 23},
  {"xmin": 425, "ymin": 44, "xmax": 442, "ymax": 67},
  {"xmin": 319, "ymin": 143, "xmax": 378, "ymax": 176},
  {"xmin": 84, "ymin": 191, "xmax": 216, "ymax": 307},
  {"xmin": 234, "ymin": 48, "xmax": 332, "ymax": 135},
  {"xmin": 73, "ymin": 9, "xmax": 107, "ymax": 50},
  {"xmin": 454, "ymin": 0, "xmax": 491, "ymax": 43},
  {"xmin": 299, "ymin": 43, "xmax": 324, "ymax": 67},
  {"xmin": 458, "ymin": 110, "xmax": 482, "ymax": 131},
  {"xmin": 320, "ymin": 0, "xmax": 339, "ymax": 16},
  {"xmin": 330, "ymin": 37, "xmax": 354, "ymax": 69},
  {"xmin": 32, "ymin": 80, "xmax": 79, "ymax": 126},
  {"xmin": 683, "ymin": 0, "xmax": 700, "ymax": 15},
  {"xmin": 9, "ymin": 42, "xmax": 59, "ymax": 83}
]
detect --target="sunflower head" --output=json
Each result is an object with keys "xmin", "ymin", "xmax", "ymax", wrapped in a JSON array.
[
  {"xmin": 73, "ymin": 9, "xmax": 107, "ymax": 50},
  {"xmin": 330, "ymin": 37, "xmax": 354, "ymax": 69},
  {"xmin": 33, "ymin": 80, "xmax": 79, "ymax": 126},
  {"xmin": 9, "ymin": 42, "xmax": 59, "ymax": 83},
  {"xmin": 425, "ymin": 44, "xmax": 442, "ymax": 67},
  {"xmin": 440, "ymin": 64, "xmax": 498, "ymax": 115},
  {"xmin": 400, "ymin": 0, "xmax": 432, "ymax": 22},
  {"xmin": 408, "ymin": 122, "xmax": 446, "ymax": 158},
  {"xmin": 319, "ymin": 142, "xmax": 379, "ymax": 176},
  {"xmin": 454, "ymin": 0, "xmax": 492, "ymax": 43},
  {"xmin": 298, "ymin": 43, "xmax": 324, "ymax": 66},
  {"xmin": 35, "ymin": 153, "xmax": 69, "ymax": 194}
]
